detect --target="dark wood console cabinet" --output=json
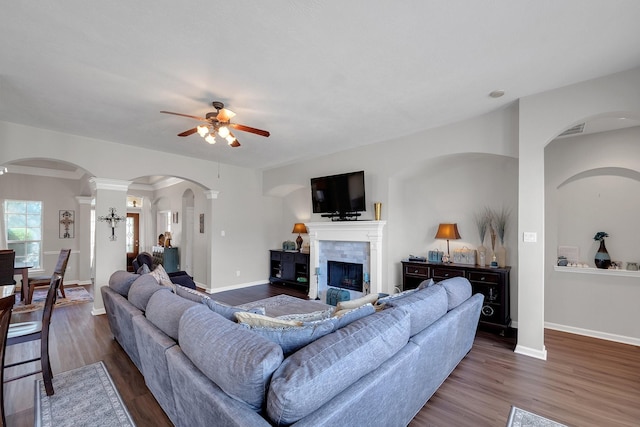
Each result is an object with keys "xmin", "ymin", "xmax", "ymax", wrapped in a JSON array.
[
  {"xmin": 401, "ymin": 260, "xmax": 511, "ymax": 330},
  {"xmin": 269, "ymin": 250, "xmax": 310, "ymax": 292}
]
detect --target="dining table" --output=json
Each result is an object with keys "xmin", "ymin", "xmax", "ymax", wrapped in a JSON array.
[{"xmin": 13, "ymin": 261, "xmax": 33, "ymax": 303}]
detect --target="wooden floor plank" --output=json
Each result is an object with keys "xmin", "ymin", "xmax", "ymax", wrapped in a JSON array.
[{"xmin": 4, "ymin": 284, "xmax": 639, "ymax": 426}]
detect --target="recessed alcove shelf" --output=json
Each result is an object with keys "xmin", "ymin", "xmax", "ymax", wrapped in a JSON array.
[{"xmin": 554, "ymin": 266, "xmax": 640, "ymax": 278}]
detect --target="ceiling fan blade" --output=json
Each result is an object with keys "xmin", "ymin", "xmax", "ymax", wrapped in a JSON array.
[
  {"xmin": 229, "ymin": 123, "xmax": 270, "ymax": 137},
  {"xmin": 160, "ymin": 111, "xmax": 208, "ymax": 121},
  {"xmin": 227, "ymin": 131, "xmax": 241, "ymax": 147},
  {"xmin": 178, "ymin": 128, "xmax": 198, "ymax": 137},
  {"xmin": 216, "ymin": 108, "xmax": 236, "ymax": 123}
]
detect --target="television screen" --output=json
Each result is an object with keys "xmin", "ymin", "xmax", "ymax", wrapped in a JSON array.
[{"xmin": 311, "ymin": 171, "xmax": 365, "ymax": 215}]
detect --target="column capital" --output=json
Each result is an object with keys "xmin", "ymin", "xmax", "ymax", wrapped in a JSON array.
[{"xmin": 89, "ymin": 177, "xmax": 132, "ymax": 192}]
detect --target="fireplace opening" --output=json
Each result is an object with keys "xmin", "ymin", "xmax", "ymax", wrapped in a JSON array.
[{"xmin": 327, "ymin": 260, "xmax": 363, "ymax": 292}]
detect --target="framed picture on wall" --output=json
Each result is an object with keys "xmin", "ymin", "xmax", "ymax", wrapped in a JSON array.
[
  {"xmin": 59, "ymin": 210, "xmax": 75, "ymax": 239},
  {"xmin": 199, "ymin": 213, "xmax": 204, "ymax": 233},
  {"xmin": 172, "ymin": 211, "xmax": 179, "ymax": 224}
]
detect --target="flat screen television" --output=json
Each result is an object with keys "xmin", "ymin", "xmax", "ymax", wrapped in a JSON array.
[{"xmin": 311, "ymin": 171, "xmax": 365, "ymax": 219}]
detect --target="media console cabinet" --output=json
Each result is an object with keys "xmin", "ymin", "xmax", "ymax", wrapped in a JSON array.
[
  {"xmin": 401, "ymin": 260, "xmax": 511, "ymax": 331},
  {"xmin": 269, "ymin": 250, "xmax": 310, "ymax": 292}
]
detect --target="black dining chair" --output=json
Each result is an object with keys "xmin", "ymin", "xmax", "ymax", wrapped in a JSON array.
[
  {"xmin": 24, "ymin": 248, "xmax": 70, "ymax": 305},
  {"xmin": 0, "ymin": 294, "xmax": 15, "ymax": 427},
  {"xmin": 0, "ymin": 251, "xmax": 16, "ymax": 287},
  {"xmin": 5, "ymin": 275, "xmax": 61, "ymax": 396}
]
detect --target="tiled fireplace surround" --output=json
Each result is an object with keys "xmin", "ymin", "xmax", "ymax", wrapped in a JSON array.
[{"xmin": 306, "ymin": 221, "xmax": 386, "ymax": 301}]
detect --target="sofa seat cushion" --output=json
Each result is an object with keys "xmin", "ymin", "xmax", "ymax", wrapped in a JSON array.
[
  {"xmin": 108, "ymin": 270, "xmax": 139, "ymax": 297},
  {"xmin": 266, "ymin": 307, "xmax": 410, "ymax": 426},
  {"xmin": 179, "ymin": 305, "xmax": 284, "ymax": 411},
  {"xmin": 438, "ymin": 277, "xmax": 472, "ymax": 311},
  {"xmin": 128, "ymin": 274, "xmax": 170, "ymax": 311},
  {"xmin": 385, "ymin": 284, "xmax": 447, "ymax": 337},
  {"xmin": 145, "ymin": 290, "xmax": 198, "ymax": 341}
]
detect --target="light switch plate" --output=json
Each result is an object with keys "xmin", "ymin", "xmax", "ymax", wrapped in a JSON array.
[{"xmin": 523, "ymin": 232, "xmax": 537, "ymax": 243}]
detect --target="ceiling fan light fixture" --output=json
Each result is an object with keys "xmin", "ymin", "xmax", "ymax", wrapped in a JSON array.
[
  {"xmin": 197, "ymin": 125, "xmax": 209, "ymax": 137},
  {"xmin": 225, "ymin": 135, "xmax": 236, "ymax": 145},
  {"xmin": 217, "ymin": 126, "xmax": 230, "ymax": 138},
  {"xmin": 205, "ymin": 134, "xmax": 216, "ymax": 144}
]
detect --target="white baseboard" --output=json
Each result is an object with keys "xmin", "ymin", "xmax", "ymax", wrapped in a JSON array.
[
  {"xmin": 199, "ymin": 280, "xmax": 268, "ymax": 295},
  {"xmin": 545, "ymin": 322, "xmax": 640, "ymax": 347},
  {"xmin": 514, "ymin": 344, "xmax": 547, "ymax": 360},
  {"xmin": 91, "ymin": 307, "xmax": 106, "ymax": 316}
]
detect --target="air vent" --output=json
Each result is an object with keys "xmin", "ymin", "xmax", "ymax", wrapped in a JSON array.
[{"xmin": 558, "ymin": 123, "xmax": 585, "ymax": 137}]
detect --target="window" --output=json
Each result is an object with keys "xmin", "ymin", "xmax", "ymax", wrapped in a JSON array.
[{"xmin": 4, "ymin": 200, "xmax": 43, "ymax": 268}]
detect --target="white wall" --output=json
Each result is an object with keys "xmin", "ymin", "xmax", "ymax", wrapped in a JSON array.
[
  {"xmin": 0, "ymin": 172, "xmax": 83, "ymax": 282},
  {"xmin": 263, "ymin": 106, "xmax": 520, "ymax": 304},
  {"xmin": 0, "ymin": 120, "xmax": 282, "ymax": 293},
  {"xmin": 545, "ymin": 126, "xmax": 640, "ymax": 343},
  {"xmin": 518, "ymin": 66, "xmax": 640, "ymax": 358}
]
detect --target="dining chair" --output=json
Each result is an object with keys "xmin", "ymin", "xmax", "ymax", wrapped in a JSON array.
[
  {"xmin": 5, "ymin": 275, "xmax": 61, "ymax": 396},
  {"xmin": 0, "ymin": 294, "xmax": 15, "ymax": 427},
  {"xmin": 24, "ymin": 248, "xmax": 70, "ymax": 305},
  {"xmin": 0, "ymin": 251, "xmax": 16, "ymax": 287}
]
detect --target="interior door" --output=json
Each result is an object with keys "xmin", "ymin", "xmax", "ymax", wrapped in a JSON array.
[{"xmin": 126, "ymin": 213, "xmax": 140, "ymax": 272}]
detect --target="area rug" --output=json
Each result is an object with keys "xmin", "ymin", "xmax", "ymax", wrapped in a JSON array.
[
  {"xmin": 35, "ymin": 361, "xmax": 136, "ymax": 427},
  {"xmin": 13, "ymin": 286, "xmax": 93, "ymax": 314},
  {"xmin": 237, "ymin": 294, "xmax": 331, "ymax": 317},
  {"xmin": 506, "ymin": 406, "xmax": 567, "ymax": 427}
]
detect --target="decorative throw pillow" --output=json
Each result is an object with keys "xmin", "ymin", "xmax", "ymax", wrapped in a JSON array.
[
  {"xmin": 330, "ymin": 303, "xmax": 376, "ymax": 330},
  {"xmin": 235, "ymin": 311, "xmax": 303, "ymax": 327},
  {"xmin": 417, "ymin": 278, "xmax": 435, "ymax": 290},
  {"xmin": 277, "ymin": 308, "xmax": 333, "ymax": 322},
  {"xmin": 136, "ymin": 263, "xmax": 151, "ymax": 275},
  {"xmin": 239, "ymin": 318, "xmax": 335, "ymax": 356},
  {"xmin": 149, "ymin": 264, "xmax": 171, "ymax": 285},
  {"xmin": 203, "ymin": 299, "xmax": 265, "ymax": 321},
  {"xmin": 335, "ymin": 293, "xmax": 378, "ymax": 312},
  {"xmin": 377, "ymin": 288, "xmax": 419, "ymax": 305}
]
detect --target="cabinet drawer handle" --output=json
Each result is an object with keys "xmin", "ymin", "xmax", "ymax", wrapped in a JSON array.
[
  {"xmin": 444, "ymin": 273, "xmax": 450, "ymax": 277},
  {"xmin": 480, "ymin": 276, "xmax": 486, "ymax": 281},
  {"xmin": 413, "ymin": 269, "xmax": 419, "ymax": 273}
]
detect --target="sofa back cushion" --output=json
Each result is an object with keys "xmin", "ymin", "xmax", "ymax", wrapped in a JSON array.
[
  {"xmin": 175, "ymin": 284, "xmax": 209, "ymax": 303},
  {"xmin": 146, "ymin": 290, "xmax": 198, "ymax": 341},
  {"xmin": 266, "ymin": 307, "xmax": 410, "ymax": 426},
  {"xmin": 179, "ymin": 305, "xmax": 284, "ymax": 411},
  {"xmin": 128, "ymin": 274, "xmax": 170, "ymax": 311},
  {"xmin": 438, "ymin": 277, "xmax": 472, "ymax": 310},
  {"xmin": 108, "ymin": 270, "xmax": 139, "ymax": 297},
  {"xmin": 385, "ymin": 284, "xmax": 448, "ymax": 336}
]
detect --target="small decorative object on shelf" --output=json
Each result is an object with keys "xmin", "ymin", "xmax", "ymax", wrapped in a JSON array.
[
  {"xmin": 557, "ymin": 256, "xmax": 568, "ymax": 266},
  {"xmin": 593, "ymin": 231, "xmax": 611, "ymax": 269},
  {"xmin": 474, "ymin": 209, "xmax": 491, "ymax": 267}
]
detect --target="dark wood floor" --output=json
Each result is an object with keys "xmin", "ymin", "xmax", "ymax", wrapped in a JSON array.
[{"xmin": 5, "ymin": 283, "xmax": 639, "ymax": 427}]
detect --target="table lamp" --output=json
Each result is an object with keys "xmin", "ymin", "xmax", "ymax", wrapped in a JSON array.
[
  {"xmin": 434, "ymin": 223, "xmax": 461, "ymax": 262},
  {"xmin": 292, "ymin": 223, "xmax": 307, "ymax": 252}
]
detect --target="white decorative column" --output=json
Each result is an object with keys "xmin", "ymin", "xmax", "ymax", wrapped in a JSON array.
[
  {"xmin": 90, "ymin": 178, "xmax": 132, "ymax": 315},
  {"xmin": 203, "ymin": 190, "xmax": 219, "ymax": 292},
  {"xmin": 75, "ymin": 196, "xmax": 93, "ymax": 285},
  {"xmin": 306, "ymin": 221, "xmax": 386, "ymax": 299}
]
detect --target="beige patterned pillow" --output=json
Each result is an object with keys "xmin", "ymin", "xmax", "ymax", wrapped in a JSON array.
[
  {"xmin": 235, "ymin": 312, "xmax": 302, "ymax": 327},
  {"xmin": 149, "ymin": 264, "xmax": 170, "ymax": 283},
  {"xmin": 335, "ymin": 293, "xmax": 378, "ymax": 312}
]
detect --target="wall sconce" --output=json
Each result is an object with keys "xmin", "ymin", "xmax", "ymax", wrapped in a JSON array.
[{"xmin": 98, "ymin": 207, "xmax": 126, "ymax": 241}]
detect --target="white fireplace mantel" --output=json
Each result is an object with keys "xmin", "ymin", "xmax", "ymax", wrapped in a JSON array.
[{"xmin": 306, "ymin": 221, "xmax": 386, "ymax": 298}]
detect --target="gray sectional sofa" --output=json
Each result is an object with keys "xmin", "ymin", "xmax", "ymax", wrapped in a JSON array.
[{"xmin": 102, "ymin": 270, "xmax": 483, "ymax": 427}]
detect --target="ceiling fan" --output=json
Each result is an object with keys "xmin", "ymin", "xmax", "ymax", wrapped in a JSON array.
[{"xmin": 161, "ymin": 101, "xmax": 270, "ymax": 147}]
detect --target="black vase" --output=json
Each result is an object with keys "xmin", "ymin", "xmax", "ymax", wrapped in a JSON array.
[{"xmin": 594, "ymin": 239, "xmax": 611, "ymax": 269}]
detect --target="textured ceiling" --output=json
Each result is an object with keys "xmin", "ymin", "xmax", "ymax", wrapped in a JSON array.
[{"xmin": 2, "ymin": 1, "xmax": 640, "ymax": 170}]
